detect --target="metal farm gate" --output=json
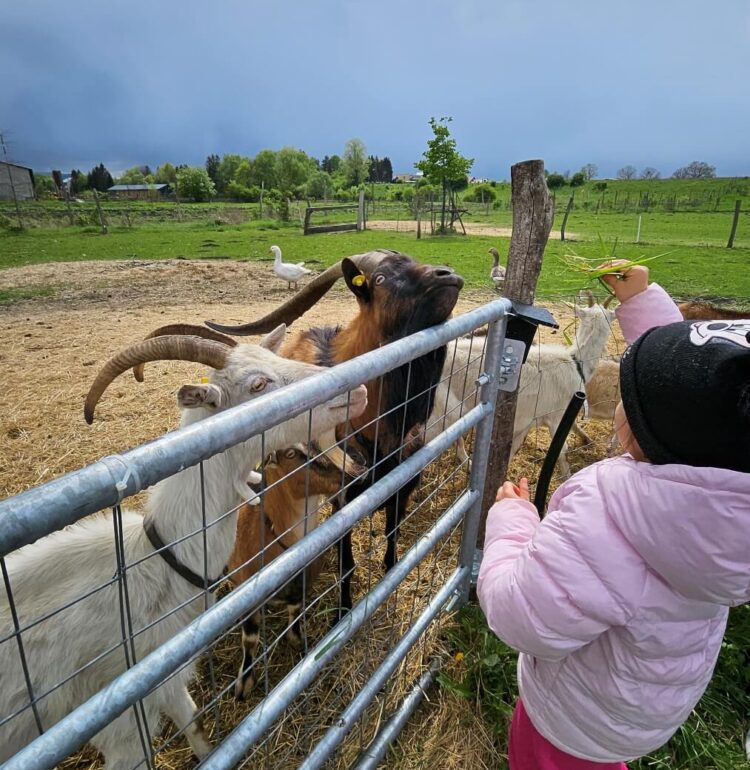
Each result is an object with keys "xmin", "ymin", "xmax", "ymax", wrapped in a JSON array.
[{"xmin": 0, "ymin": 297, "xmax": 517, "ymax": 770}]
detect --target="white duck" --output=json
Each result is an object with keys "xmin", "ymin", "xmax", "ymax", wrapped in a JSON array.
[
  {"xmin": 488, "ymin": 247, "xmax": 506, "ymax": 291},
  {"xmin": 270, "ymin": 244, "xmax": 312, "ymax": 290}
]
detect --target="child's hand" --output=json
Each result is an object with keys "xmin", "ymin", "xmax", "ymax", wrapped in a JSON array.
[
  {"xmin": 599, "ymin": 260, "xmax": 649, "ymax": 303},
  {"xmin": 495, "ymin": 478, "xmax": 530, "ymax": 502}
]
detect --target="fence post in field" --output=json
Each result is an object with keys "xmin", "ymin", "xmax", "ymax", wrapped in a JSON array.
[
  {"xmin": 356, "ymin": 189, "xmax": 365, "ymax": 231},
  {"xmin": 416, "ymin": 202, "xmax": 421, "ymax": 239},
  {"xmin": 560, "ymin": 193, "xmax": 574, "ymax": 241},
  {"xmin": 93, "ymin": 190, "xmax": 107, "ymax": 234},
  {"xmin": 63, "ymin": 186, "xmax": 75, "ymax": 226},
  {"xmin": 478, "ymin": 159, "xmax": 554, "ymax": 546},
  {"xmin": 727, "ymin": 200, "xmax": 741, "ymax": 249},
  {"xmin": 635, "ymin": 214, "xmax": 642, "ymax": 244}
]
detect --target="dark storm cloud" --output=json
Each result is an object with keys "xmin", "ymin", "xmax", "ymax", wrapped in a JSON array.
[{"xmin": 2, "ymin": 0, "xmax": 749, "ymax": 177}]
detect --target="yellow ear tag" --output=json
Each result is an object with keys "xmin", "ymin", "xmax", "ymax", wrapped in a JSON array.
[
  {"xmin": 352, "ymin": 274, "xmax": 366, "ymax": 287},
  {"xmin": 200, "ymin": 376, "xmax": 210, "ymax": 384}
]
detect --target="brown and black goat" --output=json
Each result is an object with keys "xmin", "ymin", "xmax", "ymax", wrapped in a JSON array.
[
  {"xmin": 678, "ymin": 300, "xmax": 750, "ymax": 321},
  {"xmin": 207, "ymin": 249, "xmax": 464, "ymax": 613},
  {"xmin": 228, "ymin": 445, "xmax": 349, "ymax": 698}
]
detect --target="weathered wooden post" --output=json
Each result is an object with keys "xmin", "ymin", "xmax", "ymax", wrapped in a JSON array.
[
  {"xmin": 478, "ymin": 159, "xmax": 554, "ymax": 546},
  {"xmin": 93, "ymin": 190, "xmax": 108, "ymax": 234},
  {"xmin": 560, "ymin": 193, "xmax": 574, "ymax": 241},
  {"xmin": 356, "ymin": 188, "xmax": 365, "ymax": 231},
  {"xmin": 727, "ymin": 200, "xmax": 741, "ymax": 249}
]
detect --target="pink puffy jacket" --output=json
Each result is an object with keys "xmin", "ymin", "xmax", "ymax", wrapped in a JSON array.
[{"xmin": 477, "ymin": 284, "xmax": 750, "ymax": 762}]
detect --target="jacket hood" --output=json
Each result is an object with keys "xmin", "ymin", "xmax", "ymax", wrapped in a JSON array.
[{"xmin": 597, "ymin": 456, "xmax": 750, "ymax": 605}]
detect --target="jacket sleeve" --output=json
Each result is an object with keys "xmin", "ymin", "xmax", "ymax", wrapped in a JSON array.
[
  {"xmin": 477, "ymin": 478, "xmax": 633, "ymax": 661},
  {"xmin": 615, "ymin": 282, "xmax": 683, "ymax": 344}
]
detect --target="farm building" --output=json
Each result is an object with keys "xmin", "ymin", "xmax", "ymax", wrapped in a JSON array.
[
  {"xmin": 0, "ymin": 161, "xmax": 35, "ymax": 201},
  {"xmin": 393, "ymin": 172, "xmax": 423, "ymax": 183},
  {"xmin": 107, "ymin": 183, "xmax": 171, "ymax": 200}
]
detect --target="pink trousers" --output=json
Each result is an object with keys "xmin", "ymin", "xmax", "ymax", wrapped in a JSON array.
[{"xmin": 508, "ymin": 700, "xmax": 628, "ymax": 770}]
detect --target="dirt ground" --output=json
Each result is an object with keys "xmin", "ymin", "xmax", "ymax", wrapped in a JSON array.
[
  {"xmin": 367, "ymin": 220, "xmax": 575, "ymax": 239},
  {"xmin": 0, "ymin": 259, "xmax": 619, "ymax": 769}
]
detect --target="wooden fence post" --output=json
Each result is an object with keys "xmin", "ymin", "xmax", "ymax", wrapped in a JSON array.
[
  {"xmin": 560, "ymin": 194, "xmax": 574, "ymax": 241},
  {"xmin": 727, "ymin": 200, "xmax": 741, "ymax": 248},
  {"xmin": 63, "ymin": 186, "xmax": 75, "ymax": 226},
  {"xmin": 357, "ymin": 189, "xmax": 365, "ymax": 231},
  {"xmin": 93, "ymin": 190, "xmax": 107, "ymax": 234},
  {"xmin": 478, "ymin": 159, "xmax": 554, "ymax": 546}
]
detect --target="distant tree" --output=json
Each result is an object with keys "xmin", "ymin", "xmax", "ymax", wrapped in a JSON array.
[
  {"xmin": 381, "ymin": 156, "xmax": 393, "ymax": 183},
  {"xmin": 306, "ymin": 170, "xmax": 333, "ymax": 199},
  {"xmin": 463, "ymin": 182, "xmax": 496, "ymax": 203},
  {"xmin": 640, "ymin": 167, "xmax": 661, "ymax": 180},
  {"xmin": 153, "ymin": 163, "xmax": 177, "ymax": 185},
  {"xmin": 176, "ymin": 166, "xmax": 216, "ymax": 202},
  {"xmin": 205, "ymin": 154, "xmax": 220, "ymax": 185},
  {"xmin": 672, "ymin": 161, "xmax": 716, "ymax": 179},
  {"xmin": 233, "ymin": 158, "xmax": 255, "ymax": 188},
  {"xmin": 593, "ymin": 181, "xmax": 608, "ymax": 191},
  {"xmin": 616, "ymin": 165, "xmax": 637, "ymax": 180},
  {"xmin": 34, "ymin": 175, "xmax": 57, "ymax": 198},
  {"xmin": 70, "ymin": 169, "xmax": 88, "ymax": 194},
  {"xmin": 214, "ymin": 154, "xmax": 242, "ymax": 193},
  {"xmin": 342, "ymin": 138, "xmax": 370, "ymax": 187},
  {"xmin": 87, "ymin": 163, "xmax": 114, "ymax": 191},
  {"xmin": 226, "ymin": 181, "xmax": 261, "ymax": 202},
  {"xmin": 367, "ymin": 155, "xmax": 379, "ymax": 183},
  {"xmin": 275, "ymin": 146, "xmax": 313, "ymax": 195},
  {"xmin": 321, "ymin": 154, "xmax": 342, "ymax": 175},
  {"xmin": 252, "ymin": 149, "xmax": 278, "ymax": 189},
  {"xmin": 415, "ymin": 116, "xmax": 473, "ymax": 233},
  {"xmin": 569, "ymin": 171, "xmax": 586, "ymax": 187},
  {"xmin": 118, "ymin": 166, "xmax": 146, "ymax": 185},
  {"xmin": 581, "ymin": 163, "xmax": 598, "ymax": 180},
  {"xmin": 546, "ymin": 173, "xmax": 566, "ymax": 189}
]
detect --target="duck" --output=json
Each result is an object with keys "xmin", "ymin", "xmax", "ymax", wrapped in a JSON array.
[
  {"xmin": 270, "ymin": 244, "xmax": 312, "ymax": 290},
  {"xmin": 488, "ymin": 247, "xmax": 506, "ymax": 291}
]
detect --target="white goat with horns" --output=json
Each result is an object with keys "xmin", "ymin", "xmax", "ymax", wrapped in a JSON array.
[
  {"xmin": 427, "ymin": 292, "xmax": 616, "ymax": 476},
  {"xmin": 0, "ymin": 325, "xmax": 367, "ymax": 769}
]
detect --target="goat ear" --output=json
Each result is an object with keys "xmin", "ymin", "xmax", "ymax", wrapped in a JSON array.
[
  {"xmin": 260, "ymin": 324, "xmax": 286, "ymax": 353},
  {"xmin": 342, "ymin": 258, "xmax": 371, "ymax": 302},
  {"xmin": 177, "ymin": 383, "xmax": 222, "ymax": 409}
]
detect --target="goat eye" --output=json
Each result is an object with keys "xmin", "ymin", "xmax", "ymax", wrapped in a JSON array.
[
  {"xmin": 250, "ymin": 376, "xmax": 268, "ymax": 392},
  {"xmin": 374, "ymin": 274, "xmax": 386, "ymax": 285},
  {"xmin": 285, "ymin": 448, "xmax": 296, "ymax": 459}
]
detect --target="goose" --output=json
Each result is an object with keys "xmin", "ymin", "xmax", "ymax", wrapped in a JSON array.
[
  {"xmin": 270, "ymin": 244, "xmax": 312, "ymax": 290},
  {"xmin": 488, "ymin": 247, "xmax": 506, "ymax": 291}
]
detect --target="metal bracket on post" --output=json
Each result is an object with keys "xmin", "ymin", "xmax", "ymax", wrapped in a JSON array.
[{"xmin": 497, "ymin": 339, "xmax": 525, "ymax": 392}]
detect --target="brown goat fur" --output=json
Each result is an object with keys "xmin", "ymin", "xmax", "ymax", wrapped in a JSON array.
[{"xmin": 678, "ymin": 300, "xmax": 750, "ymax": 321}]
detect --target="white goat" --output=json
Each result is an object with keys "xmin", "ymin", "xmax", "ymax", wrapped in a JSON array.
[
  {"xmin": 0, "ymin": 326, "xmax": 367, "ymax": 769},
  {"xmin": 572, "ymin": 358, "xmax": 621, "ymax": 452},
  {"xmin": 428, "ymin": 298, "xmax": 615, "ymax": 477}
]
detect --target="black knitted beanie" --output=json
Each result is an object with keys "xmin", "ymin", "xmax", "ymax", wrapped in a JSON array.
[{"xmin": 619, "ymin": 319, "xmax": 750, "ymax": 471}]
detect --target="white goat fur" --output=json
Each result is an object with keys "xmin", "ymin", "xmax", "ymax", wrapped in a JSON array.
[
  {"xmin": 427, "ymin": 304, "xmax": 615, "ymax": 476},
  {"xmin": 0, "ymin": 327, "xmax": 367, "ymax": 769}
]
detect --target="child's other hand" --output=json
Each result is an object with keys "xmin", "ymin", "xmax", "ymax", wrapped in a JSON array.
[
  {"xmin": 599, "ymin": 260, "xmax": 649, "ymax": 303},
  {"xmin": 496, "ymin": 478, "xmax": 530, "ymax": 502}
]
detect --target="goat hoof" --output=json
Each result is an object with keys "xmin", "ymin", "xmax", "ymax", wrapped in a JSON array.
[{"xmin": 234, "ymin": 674, "xmax": 255, "ymax": 701}]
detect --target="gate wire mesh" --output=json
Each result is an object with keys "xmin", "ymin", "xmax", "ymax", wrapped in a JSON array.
[{"xmin": 0, "ymin": 299, "xmax": 511, "ymax": 770}]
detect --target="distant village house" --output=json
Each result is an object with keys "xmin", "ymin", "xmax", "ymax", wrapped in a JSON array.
[
  {"xmin": 107, "ymin": 183, "xmax": 171, "ymax": 201},
  {"xmin": 0, "ymin": 162, "xmax": 35, "ymax": 201},
  {"xmin": 393, "ymin": 173, "xmax": 423, "ymax": 183}
]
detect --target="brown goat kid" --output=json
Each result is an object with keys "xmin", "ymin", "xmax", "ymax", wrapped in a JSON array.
[
  {"xmin": 228, "ymin": 446, "xmax": 345, "ymax": 698},
  {"xmin": 208, "ymin": 250, "xmax": 464, "ymax": 614},
  {"xmin": 678, "ymin": 300, "xmax": 750, "ymax": 320}
]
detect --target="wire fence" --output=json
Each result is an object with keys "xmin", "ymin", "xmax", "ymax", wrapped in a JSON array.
[{"xmin": 0, "ymin": 297, "xmax": 514, "ymax": 769}]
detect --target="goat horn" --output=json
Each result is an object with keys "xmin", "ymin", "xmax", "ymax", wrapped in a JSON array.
[
  {"xmin": 84, "ymin": 336, "xmax": 230, "ymax": 424},
  {"xmin": 582, "ymin": 288, "xmax": 595, "ymax": 307},
  {"xmin": 132, "ymin": 324, "xmax": 237, "ymax": 382},
  {"xmin": 602, "ymin": 294, "xmax": 615, "ymax": 308},
  {"xmin": 205, "ymin": 250, "xmax": 398, "ymax": 335}
]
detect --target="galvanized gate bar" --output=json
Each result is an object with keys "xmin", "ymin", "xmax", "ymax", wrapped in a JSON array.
[
  {"xmin": 199, "ymin": 498, "xmax": 475, "ymax": 770},
  {"xmin": 2, "ymin": 410, "xmax": 488, "ymax": 770},
  {"xmin": 352, "ymin": 663, "xmax": 440, "ymax": 770},
  {"xmin": 0, "ymin": 298, "xmax": 512, "ymax": 558},
  {"xmin": 298, "ymin": 567, "xmax": 467, "ymax": 770}
]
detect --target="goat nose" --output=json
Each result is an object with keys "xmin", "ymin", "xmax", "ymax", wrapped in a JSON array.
[{"xmin": 433, "ymin": 267, "xmax": 453, "ymax": 278}]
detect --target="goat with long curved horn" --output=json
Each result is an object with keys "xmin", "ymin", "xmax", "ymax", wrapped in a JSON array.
[
  {"xmin": 131, "ymin": 324, "xmax": 237, "ymax": 382},
  {"xmin": 205, "ymin": 249, "xmax": 399, "ymax": 335},
  {"xmin": 85, "ymin": 336, "xmax": 231, "ymax": 424}
]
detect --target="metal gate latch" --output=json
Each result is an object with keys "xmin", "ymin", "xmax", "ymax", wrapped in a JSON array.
[{"xmin": 497, "ymin": 339, "xmax": 525, "ymax": 392}]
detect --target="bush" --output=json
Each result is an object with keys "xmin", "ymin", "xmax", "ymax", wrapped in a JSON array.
[
  {"xmin": 464, "ymin": 183, "xmax": 497, "ymax": 202},
  {"xmin": 593, "ymin": 181, "xmax": 608, "ymax": 191},
  {"xmin": 226, "ymin": 181, "xmax": 261, "ymax": 202},
  {"xmin": 176, "ymin": 166, "xmax": 216, "ymax": 202},
  {"xmin": 569, "ymin": 172, "xmax": 586, "ymax": 187},
  {"xmin": 546, "ymin": 173, "xmax": 566, "ymax": 189}
]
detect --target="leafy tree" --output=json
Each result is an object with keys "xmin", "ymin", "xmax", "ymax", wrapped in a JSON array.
[
  {"xmin": 252, "ymin": 149, "xmax": 278, "ymax": 189},
  {"xmin": 275, "ymin": 146, "xmax": 313, "ymax": 194},
  {"xmin": 234, "ymin": 158, "xmax": 255, "ymax": 188},
  {"xmin": 226, "ymin": 181, "xmax": 261, "ymax": 202},
  {"xmin": 640, "ymin": 167, "xmax": 661, "ymax": 180},
  {"xmin": 70, "ymin": 169, "xmax": 88, "ymax": 194},
  {"xmin": 581, "ymin": 163, "xmax": 598, "ymax": 180},
  {"xmin": 321, "ymin": 154, "xmax": 341, "ymax": 174},
  {"xmin": 672, "ymin": 161, "xmax": 716, "ymax": 179},
  {"xmin": 34, "ymin": 175, "xmax": 57, "ymax": 198},
  {"xmin": 87, "ymin": 163, "xmax": 114, "ymax": 191},
  {"xmin": 569, "ymin": 171, "xmax": 586, "ymax": 187},
  {"xmin": 205, "ymin": 154, "xmax": 220, "ymax": 185},
  {"xmin": 118, "ymin": 166, "xmax": 146, "ymax": 185},
  {"xmin": 216, "ymin": 154, "xmax": 242, "ymax": 193},
  {"xmin": 342, "ymin": 139, "xmax": 370, "ymax": 187},
  {"xmin": 306, "ymin": 170, "xmax": 333, "ymax": 199},
  {"xmin": 381, "ymin": 156, "xmax": 393, "ymax": 183},
  {"xmin": 464, "ymin": 182, "xmax": 497, "ymax": 203},
  {"xmin": 546, "ymin": 173, "xmax": 566, "ymax": 189},
  {"xmin": 415, "ymin": 117, "xmax": 473, "ymax": 233},
  {"xmin": 153, "ymin": 163, "xmax": 177, "ymax": 185},
  {"xmin": 616, "ymin": 165, "xmax": 637, "ymax": 180},
  {"xmin": 593, "ymin": 181, "xmax": 608, "ymax": 191},
  {"xmin": 176, "ymin": 166, "xmax": 216, "ymax": 202}
]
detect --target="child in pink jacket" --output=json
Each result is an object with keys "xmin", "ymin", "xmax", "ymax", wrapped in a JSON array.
[{"xmin": 477, "ymin": 263, "xmax": 750, "ymax": 769}]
